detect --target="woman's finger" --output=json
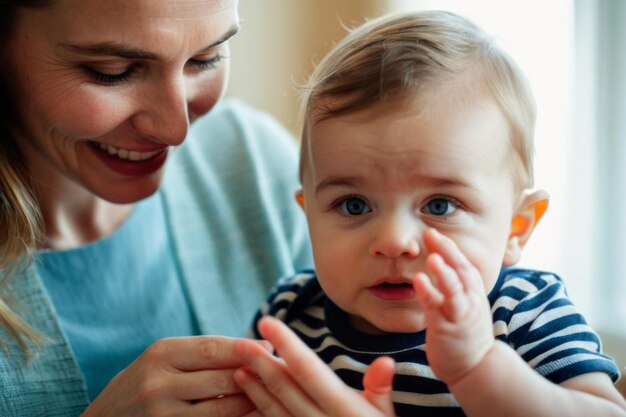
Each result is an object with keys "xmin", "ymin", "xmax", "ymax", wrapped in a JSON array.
[
  {"xmin": 169, "ymin": 368, "xmax": 242, "ymax": 400},
  {"xmin": 190, "ymin": 393, "xmax": 256, "ymax": 417},
  {"xmin": 143, "ymin": 336, "xmax": 263, "ymax": 371}
]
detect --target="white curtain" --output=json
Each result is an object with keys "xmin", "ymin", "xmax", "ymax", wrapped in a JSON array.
[{"xmin": 573, "ymin": 0, "xmax": 626, "ymax": 335}]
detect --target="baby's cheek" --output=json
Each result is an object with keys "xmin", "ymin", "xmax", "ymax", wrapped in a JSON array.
[{"xmin": 457, "ymin": 244, "xmax": 502, "ymax": 294}]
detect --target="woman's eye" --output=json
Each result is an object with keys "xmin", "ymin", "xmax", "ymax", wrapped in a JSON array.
[
  {"xmin": 81, "ymin": 53, "xmax": 223, "ymax": 85},
  {"xmin": 189, "ymin": 53, "xmax": 223, "ymax": 70},
  {"xmin": 83, "ymin": 66, "xmax": 136, "ymax": 85},
  {"xmin": 338, "ymin": 197, "xmax": 371, "ymax": 216},
  {"xmin": 423, "ymin": 198, "xmax": 458, "ymax": 216}
]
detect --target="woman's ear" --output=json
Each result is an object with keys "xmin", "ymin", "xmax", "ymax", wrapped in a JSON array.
[
  {"xmin": 503, "ymin": 189, "xmax": 549, "ymax": 266},
  {"xmin": 294, "ymin": 188, "xmax": 305, "ymax": 210}
]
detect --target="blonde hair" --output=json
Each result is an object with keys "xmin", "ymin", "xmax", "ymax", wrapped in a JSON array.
[
  {"xmin": 1, "ymin": 0, "xmax": 47, "ymax": 357},
  {"xmin": 0, "ymin": 104, "xmax": 43, "ymax": 358},
  {"xmin": 299, "ymin": 10, "xmax": 536, "ymax": 189}
]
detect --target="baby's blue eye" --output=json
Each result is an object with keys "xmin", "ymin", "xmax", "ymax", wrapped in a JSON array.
[
  {"xmin": 339, "ymin": 197, "xmax": 371, "ymax": 216},
  {"xmin": 423, "ymin": 198, "xmax": 457, "ymax": 216}
]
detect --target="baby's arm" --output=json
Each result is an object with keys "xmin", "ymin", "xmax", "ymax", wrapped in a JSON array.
[{"xmin": 415, "ymin": 228, "xmax": 626, "ymax": 417}]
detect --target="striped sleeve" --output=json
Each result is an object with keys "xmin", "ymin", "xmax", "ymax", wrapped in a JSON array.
[{"xmin": 495, "ymin": 269, "xmax": 619, "ymax": 383}]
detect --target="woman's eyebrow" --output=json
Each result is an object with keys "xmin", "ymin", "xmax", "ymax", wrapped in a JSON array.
[
  {"xmin": 58, "ymin": 24, "xmax": 240, "ymax": 59},
  {"xmin": 196, "ymin": 24, "xmax": 240, "ymax": 53}
]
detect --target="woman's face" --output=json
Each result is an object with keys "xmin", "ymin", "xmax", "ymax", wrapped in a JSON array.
[{"xmin": 6, "ymin": 0, "xmax": 239, "ymax": 203}]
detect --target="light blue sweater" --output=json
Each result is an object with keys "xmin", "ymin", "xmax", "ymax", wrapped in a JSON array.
[
  {"xmin": 0, "ymin": 100, "xmax": 313, "ymax": 416},
  {"xmin": 37, "ymin": 191, "xmax": 200, "ymax": 401}
]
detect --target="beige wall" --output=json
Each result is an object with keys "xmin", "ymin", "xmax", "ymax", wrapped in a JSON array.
[{"xmin": 227, "ymin": 0, "xmax": 390, "ymax": 137}]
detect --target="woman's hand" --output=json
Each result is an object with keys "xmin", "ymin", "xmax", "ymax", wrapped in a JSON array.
[
  {"xmin": 82, "ymin": 336, "xmax": 269, "ymax": 417},
  {"xmin": 233, "ymin": 317, "xmax": 397, "ymax": 417}
]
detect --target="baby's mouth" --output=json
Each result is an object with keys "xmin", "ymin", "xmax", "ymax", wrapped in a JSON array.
[
  {"xmin": 376, "ymin": 282, "xmax": 413, "ymax": 289},
  {"xmin": 368, "ymin": 280, "xmax": 416, "ymax": 300}
]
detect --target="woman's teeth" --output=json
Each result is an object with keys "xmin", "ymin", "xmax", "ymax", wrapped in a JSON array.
[{"xmin": 96, "ymin": 142, "xmax": 161, "ymax": 161}]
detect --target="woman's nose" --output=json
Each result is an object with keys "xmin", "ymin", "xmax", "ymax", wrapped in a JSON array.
[
  {"xmin": 186, "ymin": 72, "xmax": 226, "ymax": 123},
  {"xmin": 369, "ymin": 215, "xmax": 421, "ymax": 258},
  {"xmin": 131, "ymin": 76, "xmax": 189, "ymax": 145}
]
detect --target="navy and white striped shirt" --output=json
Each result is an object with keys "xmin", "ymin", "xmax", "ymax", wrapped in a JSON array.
[{"xmin": 251, "ymin": 268, "xmax": 619, "ymax": 417}]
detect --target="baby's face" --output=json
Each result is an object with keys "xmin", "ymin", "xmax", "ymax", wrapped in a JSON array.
[{"xmin": 301, "ymin": 93, "xmax": 521, "ymax": 334}]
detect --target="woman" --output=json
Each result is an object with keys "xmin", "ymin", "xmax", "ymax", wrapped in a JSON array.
[{"xmin": 0, "ymin": 0, "xmax": 312, "ymax": 415}]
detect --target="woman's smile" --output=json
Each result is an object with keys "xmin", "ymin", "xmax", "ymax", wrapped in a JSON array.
[
  {"xmin": 92, "ymin": 141, "xmax": 166, "ymax": 161},
  {"xmin": 89, "ymin": 141, "xmax": 169, "ymax": 176}
]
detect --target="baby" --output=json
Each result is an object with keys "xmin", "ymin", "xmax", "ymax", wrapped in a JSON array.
[{"xmin": 239, "ymin": 10, "xmax": 625, "ymax": 417}]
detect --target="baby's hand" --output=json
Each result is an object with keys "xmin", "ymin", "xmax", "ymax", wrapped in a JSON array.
[{"xmin": 412, "ymin": 228, "xmax": 495, "ymax": 386}]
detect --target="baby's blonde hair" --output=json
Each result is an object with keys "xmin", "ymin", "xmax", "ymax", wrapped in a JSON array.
[{"xmin": 299, "ymin": 10, "xmax": 536, "ymax": 190}]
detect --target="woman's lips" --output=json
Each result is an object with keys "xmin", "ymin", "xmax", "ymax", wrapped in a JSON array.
[
  {"xmin": 368, "ymin": 280, "xmax": 416, "ymax": 301},
  {"xmin": 89, "ymin": 141, "xmax": 169, "ymax": 176},
  {"xmin": 95, "ymin": 142, "xmax": 164, "ymax": 161}
]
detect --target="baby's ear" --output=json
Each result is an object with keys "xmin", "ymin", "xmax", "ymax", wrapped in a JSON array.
[
  {"xmin": 503, "ymin": 189, "xmax": 549, "ymax": 266},
  {"xmin": 294, "ymin": 188, "xmax": 305, "ymax": 210}
]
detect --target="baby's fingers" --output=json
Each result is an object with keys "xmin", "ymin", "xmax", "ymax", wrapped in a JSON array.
[
  {"xmin": 362, "ymin": 357, "xmax": 396, "ymax": 416},
  {"xmin": 251, "ymin": 317, "xmax": 376, "ymax": 416},
  {"xmin": 425, "ymin": 253, "xmax": 463, "ymax": 299},
  {"xmin": 234, "ymin": 366, "xmax": 294, "ymax": 417},
  {"xmin": 234, "ymin": 338, "xmax": 323, "ymax": 417},
  {"xmin": 422, "ymin": 228, "xmax": 484, "ymax": 293},
  {"xmin": 412, "ymin": 272, "xmax": 444, "ymax": 311},
  {"xmin": 423, "ymin": 254, "xmax": 470, "ymax": 322}
]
